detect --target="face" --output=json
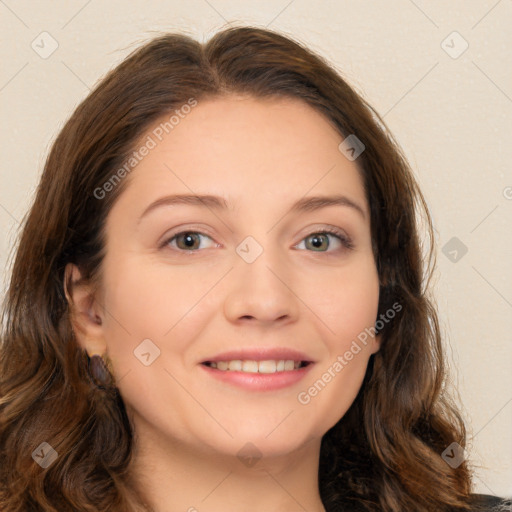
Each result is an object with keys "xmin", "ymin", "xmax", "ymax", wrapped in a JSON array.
[{"xmin": 68, "ymin": 95, "xmax": 380, "ymax": 462}]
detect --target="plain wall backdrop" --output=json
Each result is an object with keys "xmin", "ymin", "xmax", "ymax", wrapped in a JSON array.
[{"xmin": 1, "ymin": 0, "xmax": 511, "ymax": 498}]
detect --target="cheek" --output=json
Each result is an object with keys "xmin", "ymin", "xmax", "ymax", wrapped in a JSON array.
[
  {"xmin": 294, "ymin": 258, "xmax": 379, "ymax": 426},
  {"xmin": 98, "ymin": 255, "xmax": 206, "ymax": 388},
  {"xmin": 303, "ymin": 257, "xmax": 380, "ymax": 349},
  {"xmin": 299, "ymin": 350, "xmax": 370, "ymax": 440},
  {"xmin": 101, "ymin": 253, "xmax": 214, "ymax": 338},
  {"xmin": 98, "ymin": 256, "xmax": 209, "ymax": 423},
  {"xmin": 297, "ymin": 280, "xmax": 379, "ymax": 434}
]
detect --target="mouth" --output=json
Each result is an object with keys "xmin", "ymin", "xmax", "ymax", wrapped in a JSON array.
[
  {"xmin": 199, "ymin": 358, "xmax": 314, "ymax": 391},
  {"xmin": 201, "ymin": 360, "xmax": 312, "ymax": 373}
]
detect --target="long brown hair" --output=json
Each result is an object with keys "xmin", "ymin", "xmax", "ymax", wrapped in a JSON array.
[{"xmin": 0, "ymin": 25, "xmax": 473, "ymax": 511}]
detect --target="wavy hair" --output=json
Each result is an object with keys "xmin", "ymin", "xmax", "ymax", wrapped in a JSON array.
[{"xmin": 0, "ymin": 26, "xmax": 473, "ymax": 511}]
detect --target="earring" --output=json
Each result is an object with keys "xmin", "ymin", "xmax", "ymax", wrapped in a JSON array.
[{"xmin": 88, "ymin": 353, "xmax": 116, "ymax": 389}]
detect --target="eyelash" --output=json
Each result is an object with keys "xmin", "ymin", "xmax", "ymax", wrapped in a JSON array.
[{"xmin": 160, "ymin": 227, "xmax": 354, "ymax": 254}]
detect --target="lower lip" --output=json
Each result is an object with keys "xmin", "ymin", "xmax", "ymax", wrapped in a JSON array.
[{"xmin": 199, "ymin": 363, "xmax": 314, "ymax": 391}]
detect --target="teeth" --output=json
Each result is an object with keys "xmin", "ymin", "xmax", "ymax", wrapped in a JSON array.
[
  {"xmin": 258, "ymin": 360, "xmax": 276, "ymax": 373},
  {"xmin": 228, "ymin": 360, "xmax": 242, "ymax": 371},
  {"xmin": 206, "ymin": 359, "xmax": 305, "ymax": 373}
]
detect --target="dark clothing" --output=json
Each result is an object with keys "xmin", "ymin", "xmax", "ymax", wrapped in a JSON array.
[
  {"xmin": 470, "ymin": 494, "xmax": 511, "ymax": 511},
  {"xmin": 326, "ymin": 493, "xmax": 511, "ymax": 510}
]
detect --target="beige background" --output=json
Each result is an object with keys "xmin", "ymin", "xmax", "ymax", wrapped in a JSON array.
[{"xmin": 1, "ymin": 0, "xmax": 511, "ymax": 498}]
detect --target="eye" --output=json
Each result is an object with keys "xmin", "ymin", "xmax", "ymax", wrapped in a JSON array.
[
  {"xmin": 295, "ymin": 228, "xmax": 354, "ymax": 253},
  {"xmin": 160, "ymin": 228, "xmax": 354, "ymax": 253},
  {"xmin": 161, "ymin": 231, "xmax": 217, "ymax": 252}
]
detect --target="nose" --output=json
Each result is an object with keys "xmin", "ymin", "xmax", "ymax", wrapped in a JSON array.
[{"xmin": 223, "ymin": 243, "xmax": 300, "ymax": 327}]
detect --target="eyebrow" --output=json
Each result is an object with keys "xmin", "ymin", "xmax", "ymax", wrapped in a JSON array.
[{"xmin": 137, "ymin": 193, "xmax": 366, "ymax": 224}]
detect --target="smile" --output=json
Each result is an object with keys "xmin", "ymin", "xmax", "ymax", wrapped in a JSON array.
[
  {"xmin": 200, "ymin": 360, "xmax": 314, "ymax": 391},
  {"xmin": 202, "ymin": 360, "xmax": 310, "ymax": 373}
]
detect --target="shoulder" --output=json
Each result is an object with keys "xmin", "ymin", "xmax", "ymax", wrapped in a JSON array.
[{"xmin": 469, "ymin": 494, "xmax": 512, "ymax": 511}]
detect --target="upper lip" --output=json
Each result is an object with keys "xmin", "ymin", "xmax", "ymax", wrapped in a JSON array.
[{"xmin": 201, "ymin": 348, "xmax": 315, "ymax": 364}]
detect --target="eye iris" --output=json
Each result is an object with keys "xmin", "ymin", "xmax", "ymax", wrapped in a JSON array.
[
  {"xmin": 307, "ymin": 233, "xmax": 328, "ymax": 251},
  {"xmin": 177, "ymin": 232, "xmax": 200, "ymax": 250}
]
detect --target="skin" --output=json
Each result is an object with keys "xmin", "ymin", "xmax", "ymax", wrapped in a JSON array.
[{"xmin": 65, "ymin": 95, "xmax": 381, "ymax": 512}]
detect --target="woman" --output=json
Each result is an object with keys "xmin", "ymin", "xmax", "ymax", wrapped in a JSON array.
[{"xmin": 0, "ymin": 26, "xmax": 509, "ymax": 512}]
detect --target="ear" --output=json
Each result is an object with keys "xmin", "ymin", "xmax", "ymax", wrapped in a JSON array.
[
  {"xmin": 369, "ymin": 332, "xmax": 382, "ymax": 355},
  {"xmin": 64, "ymin": 263, "xmax": 107, "ymax": 357}
]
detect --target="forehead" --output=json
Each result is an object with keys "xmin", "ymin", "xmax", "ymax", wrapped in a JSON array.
[{"xmin": 114, "ymin": 95, "xmax": 368, "ymax": 219}]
